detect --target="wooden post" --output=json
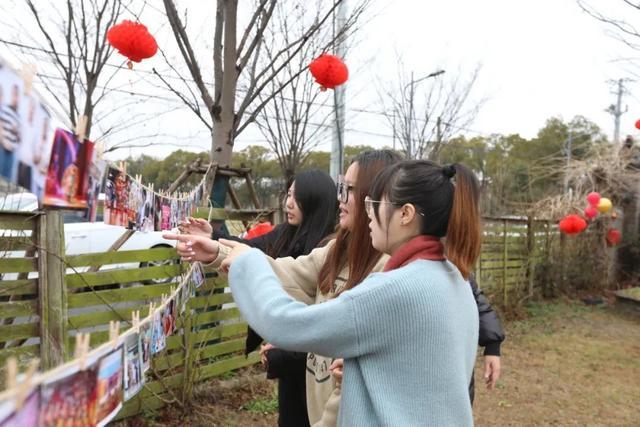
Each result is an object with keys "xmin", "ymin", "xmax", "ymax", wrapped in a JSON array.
[
  {"xmin": 502, "ymin": 219, "xmax": 508, "ymax": 307},
  {"xmin": 244, "ymin": 172, "xmax": 261, "ymax": 209},
  {"xmin": 526, "ymin": 216, "xmax": 535, "ymax": 298},
  {"xmin": 86, "ymin": 229, "xmax": 135, "ymax": 273},
  {"xmin": 37, "ymin": 211, "xmax": 67, "ymax": 369}
]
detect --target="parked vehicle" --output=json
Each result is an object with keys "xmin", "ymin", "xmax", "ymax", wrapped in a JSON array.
[{"xmin": 1, "ymin": 192, "xmax": 178, "ymax": 284}]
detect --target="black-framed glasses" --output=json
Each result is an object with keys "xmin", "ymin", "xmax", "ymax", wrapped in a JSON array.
[{"xmin": 337, "ymin": 175, "xmax": 355, "ymax": 204}]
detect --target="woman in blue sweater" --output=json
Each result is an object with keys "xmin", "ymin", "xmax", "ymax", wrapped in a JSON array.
[{"xmin": 219, "ymin": 160, "xmax": 482, "ymax": 426}]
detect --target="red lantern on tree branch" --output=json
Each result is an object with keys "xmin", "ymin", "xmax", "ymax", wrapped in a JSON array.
[
  {"xmin": 558, "ymin": 214, "xmax": 588, "ymax": 235},
  {"xmin": 606, "ymin": 228, "xmax": 622, "ymax": 246},
  {"xmin": 309, "ymin": 54, "xmax": 349, "ymax": 91},
  {"xmin": 107, "ymin": 20, "xmax": 158, "ymax": 69}
]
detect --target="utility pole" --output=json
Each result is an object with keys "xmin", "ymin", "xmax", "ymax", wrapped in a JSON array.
[
  {"xmin": 330, "ymin": 0, "xmax": 347, "ymax": 182},
  {"xmin": 607, "ymin": 78, "xmax": 627, "ymax": 145},
  {"xmin": 563, "ymin": 134, "xmax": 573, "ymax": 194}
]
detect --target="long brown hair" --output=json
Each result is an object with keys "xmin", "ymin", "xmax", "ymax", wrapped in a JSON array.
[
  {"xmin": 318, "ymin": 150, "xmax": 403, "ymax": 295},
  {"xmin": 368, "ymin": 160, "xmax": 482, "ymax": 278}
]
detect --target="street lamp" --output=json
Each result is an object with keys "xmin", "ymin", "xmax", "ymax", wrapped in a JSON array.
[{"xmin": 404, "ymin": 69, "xmax": 446, "ymax": 158}]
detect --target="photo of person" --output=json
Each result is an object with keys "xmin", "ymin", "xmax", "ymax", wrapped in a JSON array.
[
  {"xmin": 127, "ymin": 179, "xmax": 142, "ymax": 230},
  {"xmin": 31, "ymin": 112, "xmax": 53, "ymax": 200},
  {"xmin": 162, "ymin": 298, "xmax": 176, "ymax": 337},
  {"xmin": 191, "ymin": 262, "xmax": 205, "ymax": 289},
  {"xmin": 103, "ymin": 167, "xmax": 129, "ymax": 227},
  {"xmin": 15, "ymin": 96, "xmax": 38, "ymax": 191},
  {"xmin": 0, "ymin": 389, "xmax": 39, "ymax": 427},
  {"xmin": 95, "ymin": 347, "xmax": 123, "ymax": 427},
  {"xmin": 139, "ymin": 320, "xmax": 152, "ymax": 372},
  {"xmin": 43, "ymin": 128, "xmax": 95, "ymax": 209},
  {"xmin": 84, "ymin": 159, "xmax": 106, "ymax": 222},
  {"xmin": 140, "ymin": 188, "xmax": 155, "ymax": 232},
  {"xmin": 169, "ymin": 198, "xmax": 178, "ymax": 229},
  {"xmin": 153, "ymin": 194, "xmax": 163, "ymax": 232},
  {"xmin": 150, "ymin": 309, "xmax": 166, "ymax": 355},
  {"xmin": 123, "ymin": 333, "xmax": 144, "ymax": 401},
  {"xmin": 40, "ymin": 351, "xmax": 102, "ymax": 427},
  {"xmin": 160, "ymin": 198, "xmax": 171, "ymax": 231},
  {"xmin": 0, "ymin": 83, "xmax": 22, "ymax": 182}
]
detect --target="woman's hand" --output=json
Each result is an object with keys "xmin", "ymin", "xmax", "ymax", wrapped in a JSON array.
[
  {"xmin": 178, "ymin": 217, "xmax": 213, "ymax": 238},
  {"xmin": 259, "ymin": 343, "xmax": 275, "ymax": 366},
  {"xmin": 218, "ymin": 239, "xmax": 253, "ymax": 273},
  {"xmin": 484, "ymin": 355, "xmax": 501, "ymax": 390},
  {"xmin": 162, "ymin": 233, "xmax": 219, "ymax": 263},
  {"xmin": 329, "ymin": 358, "xmax": 344, "ymax": 388}
]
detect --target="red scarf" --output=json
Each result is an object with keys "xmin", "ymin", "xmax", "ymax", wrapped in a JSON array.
[{"xmin": 383, "ymin": 235, "xmax": 445, "ymax": 272}]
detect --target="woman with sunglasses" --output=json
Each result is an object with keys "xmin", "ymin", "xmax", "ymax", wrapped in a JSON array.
[
  {"xmin": 164, "ymin": 151, "xmax": 503, "ymax": 425},
  {"xmin": 218, "ymin": 159, "xmax": 482, "ymax": 425}
]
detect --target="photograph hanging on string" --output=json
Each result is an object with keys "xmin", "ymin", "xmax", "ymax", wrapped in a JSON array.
[
  {"xmin": 162, "ymin": 298, "xmax": 176, "ymax": 337},
  {"xmin": 150, "ymin": 309, "xmax": 166, "ymax": 355},
  {"xmin": 127, "ymin": 178, "xmax": 142, "ymax": 230},
  {"xmin": 137, "ymin": 187, "xmax": 155, "ymax": 232},
  {"xmin": 42, "ymin": 128, "xmax": 95, "ymax": 209},
  {"xmin": 95, "ymin": 346, "xmax": 123, "ymax": 427},
  {"xmin": 139, "ymin": 319, "xmax": 152, "ymax": 372},
  {"xmin": 191, "ymin": 262, "xmax": 205, "ymax": 289},
  {"xmin": 123, "ymin": 333, "xmax": 144, "ymax": 401},
  {"xmin": 160, "ymin": 197, "xmax": 171, "ymax": 231},
  {"xmin": 84, "ymin": 159, "xmax": 106, "ymax": 222},
  {"xmin": 103, "ymin": 167, "xmax": 130, "ymax": 227},
  {"xmin": 0, "ymin": 389, "xmax": 40, "ymax": 427},
  {"xmin": 153, "ymin": 194, "xmax": 163, "ymax": 232},
  {"xmin": 40, "ymin": 349, "xmax": 104, "ymax": 427}
]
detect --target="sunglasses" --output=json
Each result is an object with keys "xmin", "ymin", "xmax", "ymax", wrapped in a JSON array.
[{"xmin": 337, "ymin": 175, "xmax": 355, "ymax": 204}]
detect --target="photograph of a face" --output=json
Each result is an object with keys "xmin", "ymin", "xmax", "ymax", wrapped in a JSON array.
[
  {"xmin": 162, "ymin": 299, "xmax": 176, "ymax": 337},
  {"xmin": 0, "ymin": 389, "xmax": 39, "ymax": 427},
  {"xmin": 95, "ymin": 347, "xmax": 123, "ymax": 427},
  {"xmin": 84, "ymin": 159, "xmax": 106, "ymax": 222},
  {"xmin": 161, "ymin": 198, "xmax": 171, "ymax": 231},
  {"xmin": 42, "ymin": 128, "xmax": 95, "ymax": 209},
  {"xmin": 153, "ymin": 195, "xmax": 163, "ymax": 232},
  {"xmin": 123, "ymin": 333, "xmax": 144, "ymax": 401},
  {"xmin": 104, "ymin": 167, "xmax": 130, "ymax": 227},
  {"xmin": 127, "ymin": 179, "xmax": 142, "ymax": 230},
  {"xmin": 137, "ymin": 187, "xmax": 155, "ymax": 232}
]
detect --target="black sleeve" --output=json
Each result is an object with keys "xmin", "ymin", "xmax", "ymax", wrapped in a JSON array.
[
  {"xmin": 211, "ymin": 224, "xmax": 284, "ymax": 253},
  {"xmin": 470, "ymin": 274, "xmax": 505, "ymax": 356},
  {"xmin": 265, "ymin": 348, "xmax": 308, "ymax": 379}
]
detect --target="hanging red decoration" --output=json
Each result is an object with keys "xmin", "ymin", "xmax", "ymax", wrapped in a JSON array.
[
  {"xmin": 606, "ymin": 228, "xmax": 622, "ymax": 246},
  {"xmin": 635, "ymin": 119, "xmax": 640, "ymax": 130},
  {"xmin": 308, "ymin": 54, "xmax": 349, "ymax": 91},
  {"xmin": 584, "ymin": 205, "xmax": 598, "ymax": 219},
  {"xmin": 558, "ymin": 214, "xmax": 588, "ymax": 235},
  {"xmin": 107, "ymin": 20, "xmax": 158, "ymax": 69},
  {"xmin": 586, "ymin": 191, "xmax": 601, "ymax": 207}
]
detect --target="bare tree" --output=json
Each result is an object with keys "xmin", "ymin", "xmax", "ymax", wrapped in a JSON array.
[
  {"xmin": 378, "ymin": 60, "xmax": 484, "ymax": 160},
  {"xmin": 159, "ymin": 0, "xmax": 368, "ymax": 205}
]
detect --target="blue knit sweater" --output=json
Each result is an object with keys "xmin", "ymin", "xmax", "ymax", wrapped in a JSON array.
[{"xmin": 229, "ymin": 249, "xmax": 479, "ymax": 427}]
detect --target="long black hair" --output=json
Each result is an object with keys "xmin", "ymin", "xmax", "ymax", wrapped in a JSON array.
[{"xmin": 268, "ymin": 169, "xmax": 337, "ymax": 257}]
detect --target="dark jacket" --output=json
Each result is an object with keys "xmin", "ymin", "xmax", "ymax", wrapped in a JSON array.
[
  {"xmin": 212, "ymin": 224, "xmax": 310, "ymax": 427},
  {"xmin": 469, "ymin": 273, "xmax": 505, "ymax": 404}
]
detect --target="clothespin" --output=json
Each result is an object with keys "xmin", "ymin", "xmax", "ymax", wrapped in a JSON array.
[
  {"xmin": 75, "ymin": 115, "xmax": 88, "ymax": 142},
  {"xmin": 5, "ymin": 357, "xmax": 17, "ymax": 391},
  {"xmin": 19, "ymin": 63, "xmax": 37, "ymax": 96},
  {"xmin": 74, "ymin": 333, "xmax": 90, "ymax": 370},
  {"xmin": 109, "ymin": 320, "xmax": 120, "ymax": 349},
  {"xmin": 170, "ymin": 285, "xmax": 176, "ymax": 297},
  {"xmin": 131, "ymin": 310, "xmax": 140, "ymax": 333},
  {"xmin": 15, "ymin": 359, "xmax": 39, "ymax": 410},
  {"xmin": 148, "ymin": 301, "xmax": 156, "ymax": 317}
]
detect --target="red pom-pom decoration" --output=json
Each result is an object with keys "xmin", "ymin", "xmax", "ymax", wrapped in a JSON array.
[
  {"xmin": 586, "ymin": 191, "xmax": 601, "ymax": 207},
  {"xmin": 107, "ymin": 20, "xmax": 158, "ymax": 67},
  {"xmin": 606, "ymin": 228, "xmax": 622, "ymax": 246},
  {"xmin": 584, "ymin": 205, "xmax": 598, "ymax": 219},
  {"xmin": 309, "ymin": 54, "xmax": 349, "ymax": 91},
  {"xmin": 558, "ymin": 214, "xmax": 588, "ymax": 235},
  {"xmin": 635, "ymin": 119, "xmax": 640, "ymax": 130}
]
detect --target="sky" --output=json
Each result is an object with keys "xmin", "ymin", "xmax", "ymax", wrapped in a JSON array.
[{"xmin": 1, "ymin": 0, "xmax": 638, "ymax": 161}]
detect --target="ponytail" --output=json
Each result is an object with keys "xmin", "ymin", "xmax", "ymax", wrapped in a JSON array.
[{"xmin": 445, "ymin": 163, "xmax": 482, "ymax": 279}]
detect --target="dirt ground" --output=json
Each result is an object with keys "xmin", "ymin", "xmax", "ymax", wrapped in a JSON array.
[{"xmin": 127, "ymin": 300, "xmax": 640, "ymax": 426}]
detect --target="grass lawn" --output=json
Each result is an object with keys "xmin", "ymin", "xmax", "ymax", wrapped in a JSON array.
[{"xmin": 126, "ymin": 300, "xmax": 640, "ymax": 426}]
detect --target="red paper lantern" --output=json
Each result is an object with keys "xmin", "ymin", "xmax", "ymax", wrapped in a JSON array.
[
  {"xmin": 558, "ymin": 214, "xmax": 588, "ymax": 235},
  {"xmin": 584, "ymin": 205, "xmax": 598, "ymax": 219},
  {"xmin": 309, "ymin": 54, "xmax": 349, "ymax": 91},
  {"xmin": 107, "ymin": 20, "xmax": 158, "ymax": 68},
  {"xmin": 635, "ymin": 119, "xmax": 640, "ymax": 130},
  {"xmin": 606, "ymin": 228, "xmax": 622, "ymax": 246},
  {"xmin": 586, "ymin": 191, "xmax": 601, "ymax": 207}
]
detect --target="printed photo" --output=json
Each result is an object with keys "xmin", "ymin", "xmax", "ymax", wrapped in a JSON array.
[
  {"xmin": 43, "ymin": 128, "xmax": 95, "ymax": 209},
  {"xmin": 191, "ymin": 262, "xmax": 205, "ymax": 289},
  {"xmin": 123, "ymin": 333, "xmax": 144, "ymax": 401},
  {"xmin": 153, "ymin": 194, "xmax": 163, "ymax": 232},
  {"xmin": 84, "ymin": 159, "xmax": 106, "ymax": 222},
  {"xmin": 127, "ymin": 179, "xmax": 142, "ymax": 230},
  {"xmin": 0, "ymin": 389, "xmax": 39, "ymax": 427},
  {"xmin": 0, "ymin": 78, "xmax": 23, "ymax": 184},
  {"xmin": 96, "ymin": 347, "xmax": 123, "ymax": 427},
  {"xmin": 103, "ymin": 167, "xmax": 130, "ymax": 227},
  {"xmin": 139, "ymin": 320, "xmax": 152, "ymax": 372},
  {"xmin": 162, "ymin": 299, "xmax": 176, "ymax": 337},
  {"xmin": 150, "ymin": 309, "xmax": 166, "ymax": 355},
  {"xmin": 160, "ymin": 198, "xmax": 171, "ymax": 231},
  {"xmin": 40, "ymin": 350, "xmax": 103, "ymax": 427}
]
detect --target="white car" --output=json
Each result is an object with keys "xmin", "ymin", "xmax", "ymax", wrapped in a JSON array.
[{"xmin": 1, "ymin": 192, "xmax": 178, "ymax": 283}]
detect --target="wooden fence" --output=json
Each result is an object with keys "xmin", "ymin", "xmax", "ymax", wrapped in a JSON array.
[{"xmin": 0, "ymin": 211, "xmax": 553, "ymax": 419}]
